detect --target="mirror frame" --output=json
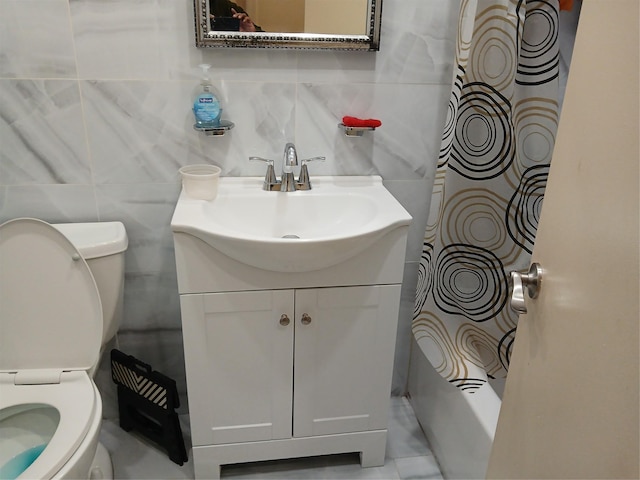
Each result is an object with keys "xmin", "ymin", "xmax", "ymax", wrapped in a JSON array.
[{"xmin": 194, "ymin": 0, "xmax": 383, "ymax": 51}]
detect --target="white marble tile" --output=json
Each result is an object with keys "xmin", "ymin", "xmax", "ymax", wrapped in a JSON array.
[
  {"xmin": 100, "ymin": 417, "xmax": 194, "ymax": 479},
  {"xmin": 296, "ymin": 83, "xmax": 450, "ymax": 180},
  {"xmin": 71, "ymin": 0, "xmax": 196, "ymax": 81},
  {"xmin": 81, "ymin": 80, "xmax": 296, "ymax": 182},
  {"xmin": 70, "ymin": 0, "xmax": 305, "ymax": 83},
  {"xmin": 90, "ymin": 183, "xmax": 184, "ymax": 406},
  {"xmin": 95, "ymin": 183, "xmax": 183, "ymax": 329},
  {"xmin": 0, "ymin": 185, "xmax": 98, "ymax": 223},
  {"xmin": 386, "ymin": 397, "xmax": 433, "ymax": 460},
  {"xmin": 122, "ymin": 270, "xmax": 182, "ymax": 329},
  {"xmin": 394, "ymin": 456, "xmax": 443, "ymax": 480},
  {"xmin": 374, "ymin": 0, "xmax": 459, "ymax": 85},
  {"xmin": 383, "ymin": 179, "xmax": 436, "ymax": 395},
  {"xmin": 295, "ymin": 50, "xmax": 379, "ymax": 85},
  {"xmin": 0, "ymin": 0, "xmax": 77, "ymax": 78},
  {"xmin": 220, "ymin": 81, "xmax": 297, "ymax": 175},
  {"xmin": 199, "ymin": 49, "xmax": 301, "ymax": 84},
  {"xmin": 95, "ymin": 183, "xmax": 180, "ymax": 275},
  {"xmin": 0, "ymin": 80, "xmax": 92, "ymax": 184},
  {"xmin": 81, "ymin": 80, "xmax": 212, "ymax": 183},
  {"xmin": 383, "ymin": 179, "xmax": 434, "ymax": 263},
  {"xmin": 392, "ymin": 264, "xmax": 419, "ymax": 395}
]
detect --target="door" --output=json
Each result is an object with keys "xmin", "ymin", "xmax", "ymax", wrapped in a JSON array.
[
  {"xmin": 293, "ymin": 285, "xmax": 401, "ymax": 437},
  {"xmin": 180, "ymin": 290, "xmax": 294, "ymax": 446},
  {"xmin": 487, "ymin": 1, "xmax": 639, "ymax": 478},
  {"xmin": 241, "ymin": 0, "xmax": 304, "ymax": 32}
]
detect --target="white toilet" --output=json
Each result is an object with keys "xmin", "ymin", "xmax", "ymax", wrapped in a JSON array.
[
  {"xmin": 52, "ymin": 221, "xmax": 128, "ymax": 362},
  {"xmin": 0, "ymin": 218, "xmax": 128, "ymax": 479}
]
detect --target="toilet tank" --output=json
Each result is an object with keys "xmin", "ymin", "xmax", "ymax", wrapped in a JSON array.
[{"xmin": 52, "ymin": 222, "xmax": 128, "ymax": 346}]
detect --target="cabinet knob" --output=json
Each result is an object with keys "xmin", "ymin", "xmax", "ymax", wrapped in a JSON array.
[
  {"xmin": 301, "ymin": 313, "xmax": 312, "ymax": 325},
  {"xmin": 279, "ymin": 314, "xmax": 290, "ymax": 326}
]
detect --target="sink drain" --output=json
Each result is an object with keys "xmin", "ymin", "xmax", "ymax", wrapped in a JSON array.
[{"xmin": 282, "ymin": 234, "xmax": 300, "ymax": 239}]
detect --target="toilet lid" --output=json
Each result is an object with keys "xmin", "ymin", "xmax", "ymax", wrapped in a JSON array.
[{"xmin": 0, "ymin": 218, "xmax": 103, "ymax": 374}]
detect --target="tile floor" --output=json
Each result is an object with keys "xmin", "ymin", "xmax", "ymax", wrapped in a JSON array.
[{"xmin": 98, "ymin": 396, "xmax": 443, "ymax": 479}]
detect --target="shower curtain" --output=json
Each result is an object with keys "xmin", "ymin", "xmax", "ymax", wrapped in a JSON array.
[{"xmin": 413, "ymin": 0, "xmax": 560, "ymax": 393}]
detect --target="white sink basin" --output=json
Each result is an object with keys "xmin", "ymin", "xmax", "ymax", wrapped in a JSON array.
[{"xmin": 170, "ymin": 176, "xmax": 412, "ymax": 272}]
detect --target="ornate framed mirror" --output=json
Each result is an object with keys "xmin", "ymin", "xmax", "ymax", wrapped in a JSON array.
[{"xmin": 194, "ymin": 0, "xmax": 383, "ymax": 51}]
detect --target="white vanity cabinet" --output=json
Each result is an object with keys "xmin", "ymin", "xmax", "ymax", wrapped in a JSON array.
[
  {"xmin": 171, "ymin": 177, "xmax": 411, "ymax": 479},
  {"xmin": 180, "ymin": 289, "xmax": 295, "ymax": 447},
  {"xmin": 292, "ymin": 286, "xmax": 400, "ymax": 439},
  {"xmin": 181, "ymin": 285, "xmax": 400, "ymax": 449}
]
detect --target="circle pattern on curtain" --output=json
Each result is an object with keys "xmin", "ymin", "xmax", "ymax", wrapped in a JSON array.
[{"xmin": 413, "ymin": 0, "xmax": 560, "ymax": 393}]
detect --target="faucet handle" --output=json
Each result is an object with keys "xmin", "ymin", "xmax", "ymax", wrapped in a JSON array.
[
  {"xmin": 249, "ymin": 156, "xmax": 274, "ymax": 165},
  {"xmin": 298, "ymin": 156, "xmax": 326, "ymax": 190},
  {"xmin": 300, "ymin": 156, "xmax": 326, "ymax": 166},
  {"xmin": 249, "ymin": 156, "xmax": 277, "ymax": 186}
]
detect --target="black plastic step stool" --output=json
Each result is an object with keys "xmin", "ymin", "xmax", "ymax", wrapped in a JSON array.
[{"xmin": 110, "ymin": 349, "xmax": 188, "ymax": 466}]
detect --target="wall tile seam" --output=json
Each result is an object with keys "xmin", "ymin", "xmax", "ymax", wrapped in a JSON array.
[
  {"xmin": 117, "ymin": 327, "xmax": 183, "ymax": 335},
  {"xmin": 0, "ymin": 78, "xmax": 453, "ymax": 89},
  {"xmin": 0, "ymin": 76, "xmax": 77, "ymax": 81},
  {"xmin": 0, "ymin": 183, "xmax": 98, "ymax": 187},
  {"xmin": 297, "ymin": 80, "xmax": 452, "ymax": 87},
  {"xmin": 0, "ymin": 181, "xmax": 181, "ymax": 185}
]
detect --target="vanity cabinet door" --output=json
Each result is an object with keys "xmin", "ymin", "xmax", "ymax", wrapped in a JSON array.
[
  {"xmin": 292, "ymin": 285, "xmax": 401, "ymax": 437},
  {"xmin": 180, "ymin": 290, "xmax": 294, "ymax": 446}
]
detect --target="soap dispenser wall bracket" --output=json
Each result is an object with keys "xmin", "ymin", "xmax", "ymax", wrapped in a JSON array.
[
  {"xmin": 193, "ymin": 119, "xmax": 235, "ymax": 136},
  {"xmin": 339, "ymin": 123, "xmax": 377, "ymax": 137}
]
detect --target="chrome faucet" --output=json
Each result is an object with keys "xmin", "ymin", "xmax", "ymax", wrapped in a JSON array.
[
  {"xmin": 280, "ymin": 143, "xmax": 298, "ymax": 192},
  {"xmin": 250, "ymin": 143, "xmax": 325, "ymax": 191}
]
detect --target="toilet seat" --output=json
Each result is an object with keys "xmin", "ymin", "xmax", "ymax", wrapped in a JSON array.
[
  {"xmin": 0, "ymin": 218, "xmax": 103, "ymax": 373},
  {"xmin": 0, "ymin": 218, "xmax": 104, "ymax": 479},
  {"xmin": 0, "ymin": 372, "xmax": 99, "ymax": 479}
]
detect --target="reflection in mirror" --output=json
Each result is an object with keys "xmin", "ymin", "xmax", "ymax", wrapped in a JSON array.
[{"xmin": 194, "ymin": 0, "xmax": 383, "ymax": 50}]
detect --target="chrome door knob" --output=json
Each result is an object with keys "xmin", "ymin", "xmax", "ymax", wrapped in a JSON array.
[
  {"xmin": 510, "ymin": 263, "xmax": 542, "ymax": 314},
  {"xmin": 279, "ymin": 314, "xmax": 290, "ymax": 326},
  {"xmin": 301, "ymin": 313, "xmax": 312, "ymax": 325}
]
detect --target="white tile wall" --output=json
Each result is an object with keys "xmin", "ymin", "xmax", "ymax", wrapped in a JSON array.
[{"xmin": 0, "ymin": 0, "xmax": 460, "ymax": 405}]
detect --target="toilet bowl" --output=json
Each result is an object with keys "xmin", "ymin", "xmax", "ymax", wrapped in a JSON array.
[
  {"xmin": 0, "ymin": 375, "xmax": 102, "ymax": 479},
  {"xmin": 0, "ymin": 218, "xmax": 126, "ymax": 479}
]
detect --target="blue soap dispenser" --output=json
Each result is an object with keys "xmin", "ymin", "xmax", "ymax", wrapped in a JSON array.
[{"xmin": 193, "ymin": 64, "xmax": 221, "ymax": 128}]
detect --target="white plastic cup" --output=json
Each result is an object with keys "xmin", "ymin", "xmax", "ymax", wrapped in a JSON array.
[{"xmin": 179, "ymin": 164, "xmax": 221, "ymax": 200}]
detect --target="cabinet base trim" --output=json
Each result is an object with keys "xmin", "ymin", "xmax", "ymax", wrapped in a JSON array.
[{"xmin": 192, "ymin": 430, "xmax": 387, "ymax": 480}]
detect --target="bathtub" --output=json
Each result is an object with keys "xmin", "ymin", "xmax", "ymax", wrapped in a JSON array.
[{"xmin": 407, "ymin": 337, "xmax": 503, "ymax": 479}]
